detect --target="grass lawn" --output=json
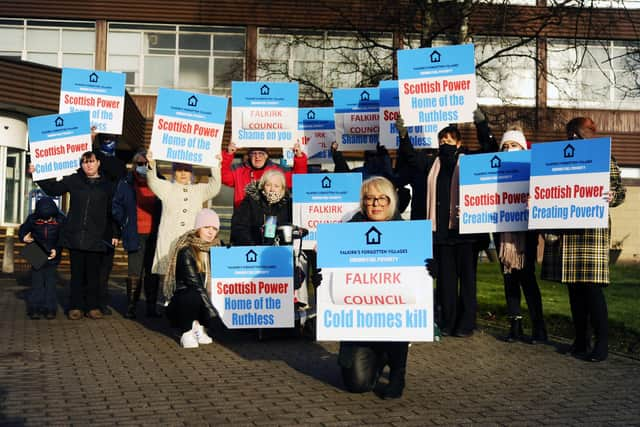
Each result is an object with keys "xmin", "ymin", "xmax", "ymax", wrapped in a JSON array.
[{"xmin": 476, "ymin": 262, "xmax": 640, "ymax": 356}]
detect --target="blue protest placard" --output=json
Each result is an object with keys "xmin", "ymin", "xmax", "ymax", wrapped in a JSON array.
[
  {"xmin": 292, "ymin": 173, "xmax": 362, "ymax": 249},
  {"xmin": 297, "ymin": 107, "xmax": 335, "ymax": 164},
  {"xmin": 210, "ymin": 245, "xmax": 294, "ymax": 329},
  {"xmin": 316, "ymin": 220, "xmax": 433, "ymax": 342},
  {"xmin": 231, "ymin": 81, "xmax": 299, "ymax": 148},
  {"xmin": 149, "ymin": 88, "xmax": 228, "ymax": 167},
  {"xmin": 379, "ymin": 80, "xmax": 437, "ymax": 149},
  {"xmin": 333, "ymin": 87, "xmax": 379, "ymax": 151},
  {"xmin": 529, "ymin": 137, "xmax": 610, "ymax": 229},
  {"xmin": 59, "ymin": 68, "xmax": 125, "ymax": 134},
  {"xmin": 459, "ymin": 151, "xmax": 531, "ymax": 233},
  {"xmin": 397, "ymin": 44, "xmax": 476, "ymax": 127},
  {"xmin": 28, "ymin": 111, "xmax": 91, "ymax": 180}
]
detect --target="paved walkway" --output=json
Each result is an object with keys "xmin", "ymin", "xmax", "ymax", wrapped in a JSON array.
[{"xmin": 1, "ymin": 272, "xmax": 639, "ymax": 426}]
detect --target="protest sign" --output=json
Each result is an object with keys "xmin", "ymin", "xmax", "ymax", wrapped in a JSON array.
[
  {"xmin": 528, "ymin": 137, "xmax": 610, "ymax": 229},
  {"xmin": 459, "ymin": 150, "xmax": 531, "ymax": 233},
  {"xmin": 316, "ymin": 220, "xmax": 433, "ymax": 342},
  {"xmin": 397, "ymin": 44, "xmax": 476, "ymax": 128},
  {"xmin": 28, "ymin": 111, "xmax": 91, "ymax": 181},
  {"xmin": 292, "ymin": 173, "xmax": 362, "ymax": 250},
  {"xmin": 149, "ymin": 88, "xmax": 228, "ymax": 167},
  {"xmin": 333, "ymin": 87, "xmax": 379, "ymax": 152},
  {"xmin": 379, "ymin": 80, "xmax": 437, "ymax": 149},
  {"xmin": 231, "ymin": 81, "xmax": 298, "ymax": 148},
  {"xmin": 59, "ymin": 68, "xmax": 125, "ymax": 134},
  {"xmin": 210, "ymin": 246, "xmax": 294, "ymax": 329},
  {"xmin": 298, "ymin": 107, "xmax": 335, "ymax": 164}
]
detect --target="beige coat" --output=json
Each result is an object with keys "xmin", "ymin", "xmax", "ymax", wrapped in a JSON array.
[{"xmin": 147, "ymin": 168, "xmax": 221, "ymax": 275}]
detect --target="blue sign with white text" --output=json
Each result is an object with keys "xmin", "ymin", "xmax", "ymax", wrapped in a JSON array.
[
  {"xmin": 459, "ymin": 151, "xmax": 531, "ymax": 185},
  {"xmin": 211, "ymin": 246, "xmax": 293, "ymax": 279},
  {"xmin": 530, "ymin": 137, "xmax": 610, "ymax": 177},
  {"xmin": 155, "ymin": 88, "xmax": 228, "ymax": 124}
]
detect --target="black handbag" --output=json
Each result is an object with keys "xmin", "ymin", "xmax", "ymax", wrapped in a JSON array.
[{"xmin": 20, "ymin": 241, "xmax": 49, "ymax": 270}]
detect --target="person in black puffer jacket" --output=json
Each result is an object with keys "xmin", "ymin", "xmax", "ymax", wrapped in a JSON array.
[
  {"xmin": 230, "ymin": 169, "xmax": 292, "ymax": 246},
  {"xmin": 35, "ymin": 150, "xmax": 117, "ymax": 320},
  {"xmin": 163, "ymin": 208, "xmax": 221, "ymax": 348},
  {"xmin": 18, "ymin": 197, "xmax": 65, "ymax": 319}
]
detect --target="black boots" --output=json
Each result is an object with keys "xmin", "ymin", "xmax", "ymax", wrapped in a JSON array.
[
  {"xmin": 144, "ymin": 274, "xmax": 161, "ymax": 318},
  {"xmin": 379, "ymin": 343, "xmax": 408, "ymax": 399},
  {"xmin": 125, "ymin": 276, "xmax": 141, "ymax": 319},
  {"xmin": 505, "ymin": 317, "xmax": 524, "ymax": 343}
]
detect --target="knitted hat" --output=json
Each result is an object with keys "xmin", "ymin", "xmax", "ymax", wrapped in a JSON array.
[
  {"xmin": 194, "ymin": 208, "xmax": 220, "ymax": 230},
  {"xmin": 500, "ymin": 130, "xmax": 527, "ymax": 150}
]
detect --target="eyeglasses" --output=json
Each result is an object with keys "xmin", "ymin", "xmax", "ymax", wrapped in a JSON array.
[{"xmin": 364, "ymin": 195, "xmax": 390, "ymax": 207}]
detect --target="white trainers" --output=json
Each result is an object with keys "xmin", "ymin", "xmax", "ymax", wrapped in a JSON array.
[
  {"xmin": 192, "ymin": 321, "xmax": 213, "ymax": 345},
  {"xmin": 180, "ymin": 330, "xmax": 199, "ymax": 348}
]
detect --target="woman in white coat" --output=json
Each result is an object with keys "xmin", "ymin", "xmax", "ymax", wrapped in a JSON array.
[{"xmin": 146, "ymin": 153, "xmax": 221, "ymax": 279}]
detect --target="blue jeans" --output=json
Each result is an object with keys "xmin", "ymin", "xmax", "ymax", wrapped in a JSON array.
[{"xmin": 29, "ymin": 264, "xmax": 58, "ymax": 313}]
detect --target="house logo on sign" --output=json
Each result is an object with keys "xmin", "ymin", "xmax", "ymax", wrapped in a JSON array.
[
  {"xmin": 54, "ymin": 117, "xmax": 64, "ymax": 127},
  {"xmin": 307, "ymin": 110, "xmax": 316, "ymax": 120},
  {"xmin": 260, "ymin": 84, "xmax": 270, "ymax": 96},
  {"xmin": 321, "ymin": 176, "xmax": 331, "ymax": 189},
  {"xmin": 360, "ymin": 91, "xmax": 370, "ymax": 101},
  {"xmin": 490, "ymin": 155, "xmax": 501, "ymax": 169},
  {"xmin": 430, "ymin": 50, "xmax": 441, "ymax": 63},
  {"xmin": 245, "ymin": 249, "xmax": 257, "ymax": 263},
  {"xmin": 563, "ymin": 144, "xmax": 575, "ymax": 158},
  {"xmin": 365, "ymin": 226, "xmax": 382, "ymax": 245},
  {"xmin": 89, "ymin": 72, "xmax": 98, "ymax": 83},
  {"xmin": 187, "ymin": 95, "xmax": 198, "ymax": 107}
]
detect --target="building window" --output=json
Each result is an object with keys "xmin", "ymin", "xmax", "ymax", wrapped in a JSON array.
[
  {"xmin": 107, "ymin": 23, "xmax": 245, "ymax": 95},
  {"xmin": 0, "ymin": 147, "xmax": 32, "ymax": 226},
  {"xmin": 257, "ymin": 29, "xmax": 393, "ymax": 100},
  {"xmin": 0, "ymin": 19, "xmax": 95, "ymax": 68},
  {"xmin": 547, "ymin": 39, "xmax": 640, "ymax": 109},
  {"xmin": 475, "ymin": 36, "xmax": 536, "ymax": 106},
  {"xmin": 550, "ymin": 0, "xmax": 640, "ymax": 8}
]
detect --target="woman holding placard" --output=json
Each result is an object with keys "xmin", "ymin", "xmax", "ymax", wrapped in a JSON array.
[
  {"xmin": 316, "ymin": 176, "xmax": 408, "ymax": 399},
  {"xmin": 494, "ymin": 127, "xmax": 547, "ymax": 344},
  {"xmin": 541, "ymin": 117, "xmax": 626, "ymax": 362}
]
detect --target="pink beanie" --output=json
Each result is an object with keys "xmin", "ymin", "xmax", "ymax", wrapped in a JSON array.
[{"xmin": 194, "ymin": 208, "xmax": 220, "ymax": 230}]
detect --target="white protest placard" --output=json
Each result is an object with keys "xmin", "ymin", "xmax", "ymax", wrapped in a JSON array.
[
  {"xmin": 397, "ymin": 44, "xmax": 476, "ymax": 128},
  {"xmin": 333, "ymin": 88, "xmax": 379, "ymax": 152},
  {"xmin": 459, "ymin": 151, "xmax": 531, "ymax": 233},
  {"xmin": 150, "ymin": 88, "xmax": 228, "ymax": 167},
  {"xmin": 59, "ymin": 68, "xmax": 125, "ymax": 134},
  {"xmin": 28, "ymin": 111, "xmax": 91, "ymax": 181},
  {"xmin": 231, "ymin": 82, "xmax": 298, "ymax": 148},
  {"xmin": 529, "ymin": 137, "xmax": 610, "ymax": 230},
  {"xmin": 292, "ymin": 173, "xmax": 362, "ymax": 250},
  {"xmin": 298, "ymin": 107, "xmax": 335, "ymax": 164},
  {"xmin": 379, "ymin": 80, "xmax": 437, "ymax": 149},
  {"xmin": 317, "ymin": 220, "xmax": 433, "ymax": 342},
  {"xmin": 210, "ymin": 246, "xmax": 294, "ymax": 328}
]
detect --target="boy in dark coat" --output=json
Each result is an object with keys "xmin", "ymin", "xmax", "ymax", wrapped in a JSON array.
[{"xmin": 19, "ymin": 197, "xmax": 65, "ymax": 319}]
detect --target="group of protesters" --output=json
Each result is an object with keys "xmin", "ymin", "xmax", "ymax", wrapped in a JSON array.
[{"xmin": 21, "ymin": 110, "xmax": 625, "ymax": 400}]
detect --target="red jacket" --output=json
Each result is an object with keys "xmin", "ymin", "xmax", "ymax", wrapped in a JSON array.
[{"xmin": 221, "ymin": 150, "xmax": 308, "ymax": 208}]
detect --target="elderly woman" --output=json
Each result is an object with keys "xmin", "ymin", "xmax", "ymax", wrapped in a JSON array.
[
  {"xmin": 317, "ymin": 176, "xmax": 408, "ymax": 399},
  {"xmin": 542, "ymin": 117, "xmax": 626, "ymax": 362},
  {"xmin": 494, "ymin": 127, "xmax": 546, "ymax": 343},
  {"xmin": 164, "ymin": 208, "xmax": 221, "ymax": 348},
  {"xmin": 146, "ymin": 153, "xmax": 221, "ymax": 279},
  {"xmin": 230, "ymin": 169, "xmax": 292, "ymax": 246}
]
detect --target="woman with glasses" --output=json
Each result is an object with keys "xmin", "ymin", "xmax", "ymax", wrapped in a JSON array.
[
  {"xmin": 221, "ymin": 142, "xmax": 307, "ymax": 209},
  {"xmin": 145, "ymin": 152, "xmax": 221, "ymax": 292},
  {"xmin": 33, "ymin": 151, "xmax": 117, "ymax": 320},
  {"xmin": 112, "ymin": 149, "xmax": 163, "ymax": 318},
  {"xmin": 316, "ymin": 176, "xmax": 409, "ymax": 399}
]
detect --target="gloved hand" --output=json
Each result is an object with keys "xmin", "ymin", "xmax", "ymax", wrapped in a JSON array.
[
  {"xmin": 311, "ymin": 268, "xmax": 323, "ymax": 289},
  {"xmin": 473, "ymin": 108, "xmax": 486, "ymax": 124},
  {"xmin": 396, "ymin": 116, "xmax": 408, "ymax": 138},
  {"xmin": 425, "ymin": 258, "xmax": 437, "ymax": 279}
]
